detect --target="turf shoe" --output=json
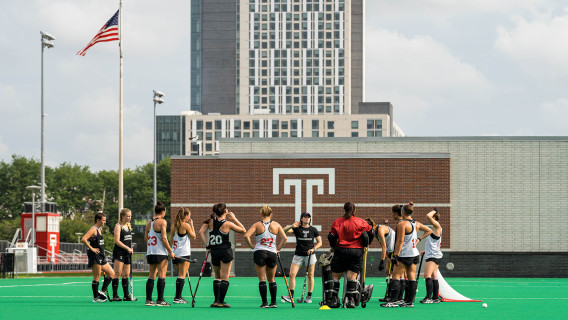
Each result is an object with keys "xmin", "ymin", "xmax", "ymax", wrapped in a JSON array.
[
  {"xmin": 112, "ymin": 296, "xmax": 122, "ymax": 302},
  {"xmin": 399, "ymin": 302, "xmax": 414, "ymax": 308},
  {"xmin": 380, "ymin": 301, "xmax": 399, "ymax": 308},
  {"xmin": 304, "ymin": 296, "xmax": 312, "ymax": 303},
  {"xmin": 92, "ymin": 297, "xmax": 106, "ymax": 303},
  {"xmin": 123, "ymin": 295, "xmax": 138, "ymax": 301},
  {"xmin": 154, "ymin": 300, "xmax": 171, "ymax": 306},
  {"xmin": 268, "ymin": 303, "xmax": 277, "ymax": 308},
  {"xmin": 145, "ymin": 300, "xmax": 155, "ymax": 306},
  {"xmin": 215, "ymin": 302, "xmax": 231, "ymax": 308},
  {"xmin": 281, "ymin": 295, "xmax": 292, "ymax": 303},
  {"xmin": 97, "ymin": 291, "xmax": 107, "ymax": 301},
  {"xmin": 173, "ymin": 298, "xmax": 188, "ymax": 304},
  {"xmin": 431, "ymin": 298, "xmax": 441, "ymax": 304},
  {"xmin": 260, "ymin": 302, "xmax": 269, "ymax": 308}
]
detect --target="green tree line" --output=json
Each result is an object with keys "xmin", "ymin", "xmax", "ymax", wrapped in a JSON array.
[{"xmin": 0, "ymin": 155, "xmax": 171, "ymax": 247}]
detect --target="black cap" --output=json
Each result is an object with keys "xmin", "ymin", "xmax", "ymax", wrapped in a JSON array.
[{"xmin": 301, "ymin": 212, "xmax": 311, "ymax": 218}]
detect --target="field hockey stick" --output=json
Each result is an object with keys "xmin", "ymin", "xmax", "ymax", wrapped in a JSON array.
[
  {"xmin": 416, "ymin": 251, "xmax": 425, "ymax": 292},
  {"xmin": 129, "ymin": 244, "xmax": 134, "ymax": 298},
  {"xmin": 277, "ymin": 252, "xmax": 295, "ymax": 308},
  {"xmin": 384, "ymin": 252, "xmax": 394, "ymax": 298},
  {"xmin": 361, "ymin": 247, "xmax": 368, "ymax": 307},
  {"xmin": 296, "ymin": 252, "xmax": 312, "ymax": 303},
  {"xmin": 174, "ymin": 256, "xmax": 198, "ymax": 263},
  {"xmin": 191, "ymin": 251, "xmax": 210, "ymax": 308}
]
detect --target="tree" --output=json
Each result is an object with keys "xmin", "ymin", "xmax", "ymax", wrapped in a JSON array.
[{"xmin": 0, "ymin": 155, "xmax": 41, "ymax": 219}]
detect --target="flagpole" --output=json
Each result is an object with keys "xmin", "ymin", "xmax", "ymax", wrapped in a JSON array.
[{"xmin": 118, "ymin": 0, "xmax": 124, "ymax": 219}]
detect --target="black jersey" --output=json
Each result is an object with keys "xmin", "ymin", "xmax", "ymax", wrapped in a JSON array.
[
  {"xmin": 88, "ymin": 227, "xmax": 105, "ymax": 252},
  {"xmin": 293, "ymin": 226, "xmax": 319, "ymax": 256},
  {"xmin": 209, "ymin": 218, "xmax": 231, "ymax": 249},
  {"xmin": 113, "ymin": 224, "xmax": 132, "ymax": 254}
]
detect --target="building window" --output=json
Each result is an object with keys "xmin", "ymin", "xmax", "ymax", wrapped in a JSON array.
[
  {"xmin": 205, "ymin": 122, "xmax": 212, "ymax": 130},
  {"xmin": 312, "ymin": 131, "xmax": 319, "ymax": 137},
  {"xmin": 327, "ymin": 132, "xmax": 334, "ymax": 137},
  {"xmin": 205, "ymin": 143, "xmax": 213, "ymax": 152},
  {"xmin": 351, "ymin": 121, "xmax": 358, "ymax": 129},
  {"xmin": 312, "ymin": 119, "xmax": 319, "ymax": 129},
  {"xmin": 196, "ymin": 120, "xmax": 203, "ymax": 130},
  {"xmin": 327, "ymin": 121, "xmax": 334, "ymax": 130},
  {"xmin": 351, "ymin": 132, "xmax": 358, "ymax": 137}
]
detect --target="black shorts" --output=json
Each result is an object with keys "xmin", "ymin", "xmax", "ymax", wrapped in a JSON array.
[
  {"xmin": 399, "ymin": 255, "xmax": 420, "ymax": 267},
  {"xmin": 426, "ymin": 257, "xmax": 442, "ymax": 265},
  {"xmin": 113, "ymin": 250, "xmax": 132, "ymax": 265},
  {"xmin": 87, "ymin": 252, "xmax": 107, "ymax": 268},
  {"xmin": 253, "ymin": 250, "xmax": 277, "ymax": 268},
  {"xmin": 146, "ymin": 254, "xmax": 168, "ymax": 265},
  {"xmin": 211, "ymin": 247, "xmax": 233, "ymax": 267},
  {"xmin": 173, "ymin": 255, "xmax": 191, "ymax": 265},
  {"xmin": 331, "ymin": 247, "xmax": 364, "ymax": 274}
]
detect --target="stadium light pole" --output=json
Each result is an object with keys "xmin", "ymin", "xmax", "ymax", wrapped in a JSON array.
[
  {"xmin": 153, "ymin": 90, "xmax": 164, "ymax": 207},
  {"xmin": 40, "ymin": 31, "xmax": 55, "ymax": 212},
  {"xmin": 26, "ymin": 185, "xmax": 41, "ymax": 247}
]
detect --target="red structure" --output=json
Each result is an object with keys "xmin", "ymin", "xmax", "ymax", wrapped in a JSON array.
[{"xmin": 20, "ymin": 212, "xmax": 60, "ymax": 262}]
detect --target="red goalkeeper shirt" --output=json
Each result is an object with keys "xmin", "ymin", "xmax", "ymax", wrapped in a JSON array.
[{"xmin": 330, "ymin": 216, "xmax": 372, "ymax": 248}]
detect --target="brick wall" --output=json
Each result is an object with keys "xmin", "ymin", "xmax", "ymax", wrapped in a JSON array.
[{"xmin": 171, "ymin": 156, "xmax": 450, "ymax": 250}]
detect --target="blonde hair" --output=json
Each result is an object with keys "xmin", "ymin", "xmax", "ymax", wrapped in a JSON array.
[
  {"xmin": 174, "ymin": 207, "xmax": 190, "ymax": 234},
  {"xmin": 260, "ymin": 205, "xmax": 272, "ymax": 217},
  {"xmin": 119, "ymin": 208, "xmax": 132, "ymax": 231}
]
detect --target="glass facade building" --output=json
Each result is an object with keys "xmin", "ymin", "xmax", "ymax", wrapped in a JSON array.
[{"xmin": 156, "ymin": 115, "xmax": 185, "ymax": 163}]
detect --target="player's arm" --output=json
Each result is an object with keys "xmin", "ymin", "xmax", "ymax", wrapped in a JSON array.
[
  {"xmin": 198, "ymin": 221, "xmax": 210, "ymax": 247},
  {"xmin": 114, "ymin": 224, "xmax": 128, "ymax": 250},
  {"xmin": 185, "ymin": 218, "xmax": 197, "ymax": 240},
  {"xmin": 417, "ymin": 222, "xmax": 432, "ymax": 243},
  {"xmin": 275, "ymin": 223, "xmax": 288, "ymax": 252},
  {"xmin": 226, "ymin": 212, "xmax": 246, "ymax": 234},
  {"xmin": 144, "ymin": 220, "xmax": 151, "ymax": 242},
  {"xmin": 244, "ymin": 222, "xmax": 259, "ymax": 249},
  {"xmin": 81, "ymin": 227, "xmax": 98, "ymax": 253},
  {"xmin": 159, "ymin": 220, "xmax": 175, "ymax": 258},
  {"xmin": 283, "ymin": 221, "xmax": 300, "ymax": 233},
  {"xmin": 426, "ymin": 210, "xmax": 441, "ymax": 236},
  {"xmin": 377, "ymin": 226, "xmax": 388, "ymax": 261},
  {"xmin": 393, "ymin": 221, "xmax": 406, "ymax": 257}
]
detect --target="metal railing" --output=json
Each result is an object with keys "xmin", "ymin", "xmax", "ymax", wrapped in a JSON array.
[{"xmin": 10, "ymin": 228, "xmax": 22, "ymax": 248}]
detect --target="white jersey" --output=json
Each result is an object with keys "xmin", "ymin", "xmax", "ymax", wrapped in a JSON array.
[
  {"xmin": 424, "ymin": 230, "xmax": 443, "ymax": 259},
  {"xmin": 147, "ymin": 219, "xmax": 167, "ymax": 256},
  {"xmin": 382, "ymin": 225, "xmax": 396, "ymax": 253},
  {"xmin": 173, "ymin": 231, "xmax": 191, "ymax": 257},
  {"xmin": 400, "ymin": 220, "xmax": 419, "ymax": 258},
  {"xmin": 254, "ymin": 221, "xmax": 277, "ymax": 253}
]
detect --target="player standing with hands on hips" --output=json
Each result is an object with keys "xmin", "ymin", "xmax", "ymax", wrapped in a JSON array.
[
  {"xmin": 111, "ymin": 208, "xmax": 136, "ymax": 301},
  {"xmin": 144, "ymin": 201, "xmax": 175, "ymax": 306},
  {"xmin": 281, "ymin": 212, "xmax": 322, "ymax": 304},
  {"xmin": 420, "ymin": 209, "xmax": 443, "ymax": 304},
  {"xmin": 381, "ymin": 202, "xmax": 432, "ymax": 308},
  {"xmin": 244, "ymin": 205, "xmax": 288, "ymax": 308},
  {"xmin": 82, "ymin": 212, "xmax": 115, "ymax": 302},
  {"xmin": 199, "ymin": 203, "xmax": 246, "ymax": 308},
  {"xmin": 326, "ymin": 202, "xmax": 373, "ymax": 308},
  {"xmin": 171, "ymin": 207, "xmax": 196, "ymax": 304}
]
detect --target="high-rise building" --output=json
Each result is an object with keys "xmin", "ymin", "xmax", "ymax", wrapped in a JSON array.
[{"xmin": 191, "ymin": 0, "xmax": 363, "ymax": 116}]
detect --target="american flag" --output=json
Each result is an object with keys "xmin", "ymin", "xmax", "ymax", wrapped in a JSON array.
[{"xmin": 77, "ymin": 10, "xmax": 119, "ymax": 56}]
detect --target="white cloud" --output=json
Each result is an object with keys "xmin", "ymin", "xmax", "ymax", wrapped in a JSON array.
[
  {"xmin": 365, "ymin": 29, "xmax": 492, "ymax": 104},
  {"xmin": 495, "ymin": 9, "xmax": 568, "ymax": 77}
]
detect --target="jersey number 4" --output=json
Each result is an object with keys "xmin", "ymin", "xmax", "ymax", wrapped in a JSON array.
[{"xmin": 209, "ymin": 235, "xmax": 223, "ymax": 245}]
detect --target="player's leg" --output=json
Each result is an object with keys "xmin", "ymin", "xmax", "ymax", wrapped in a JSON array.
[
  {"xmin": 155, "ymin": 258, "xmax": 170, "ymax": 306},
  {"xmin": 112, "ymin": 259, "xmax": 124, "ymax": 301},
  {"xmin": 381, "ymin": 262, "xmax": 405, "ymax": 307},
  {"xmin": 283, "ymin": 258, "xmax": 301, "ymax": 302},
  {"xmin": 216, "ymin": 259, "xmax": 232, "ymax": 307},
  {"xmin": 91, "ymin": 264, "xmax": 104, "ymax": 301},
  {"xmin": 212, "ymin": 263, "xmax": 221, "ymax": 306},
  {"xmin": 306, "ymin": 257, "xmax": 316, "ymax": 303},
  {"xmin": 400, "ymin": 261, "xmax": 418, "ymax": 307},
  {"xmin": 421, "ymin": 260, "xmax": 435, "ymax": 303},
  {"xmin": 100, "ymin": 263, "xmax": 115, "ymax": 299},
  {"xmin": 174, "ymin": 261, "xmax": 189, "ymax": 303},
  {"xmin": 266, "ymin": 261, "xmax": 278, "ymax": 308},
  {"xmin": 254, "ymin": 261, "xmax": 269, "ymax": 307},
  {"xmin": 431, "ymin": 261, "xmax": 440, "ymax": 303}
]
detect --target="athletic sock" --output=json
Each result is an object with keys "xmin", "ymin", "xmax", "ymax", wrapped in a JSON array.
[
  {"xmin": 146, "ymin": 278, "xmax": 154, "ymax": 301},
  {"xmin": 432, "ymin": 279, "xmax": 439, "ymax": 299},
  {"xmin": 259, "ymin": 281, "xmax": 268, "ymax": 303},
  {"xmin": 157, "ymin": 278, "xmax": 166, "ymax": 301},
  {"xmin": 101, "ymin": 276, "xmax": 112, "ymax": 292},
  {"xmin": 425, "ymin": 278, "xmax": 433, "ymax": 299},
  {"xmin": 345, "ymin": 280, "xmax": 358, "ymax": 306},
  {"xmin": 390, "ymin": 279, "xmax": 401, "ymax": 302},
  {"xmin": 175, "ymin": 277, "xmax": 184, "ymax": 299},
  {"xmin": 92, "ymin": 281, "xmax": 99, "ymax": 298},
  {"xmin": 406, "ymin": 280, "xmax": 418, "ymax": 303},
  {"xmin": 213, "ymin": 280, "xmax": 221, "ymax": 303},
  {"xmin": 112, "ymin": 278, "xmax": 119, "ymax": 297},
  {"xmin": 122, "ymin": 278, "xmax": 129, "ymax": 297},
  {"xmin": 398, "ymin": 279, "xmax": 406, "ymax": 301},
  {"xmin": 289, "ymin": 289, "xmax": 294, "ymax": 298},
  {"xmin": 307, "ymin": 292, "xmax": 312, "ymax": 297},
  {"xmin": 219, "ymin": 280, "xmax": 229, "ymax": 303},
  {"xmin": 269, "ymin": 282, "xmax": 277, "ymax": 304}
]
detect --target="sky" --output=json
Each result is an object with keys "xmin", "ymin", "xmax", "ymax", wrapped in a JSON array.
[{"xmin": 1, "ymin": 0, "xmax": 567, "ymax": 172}]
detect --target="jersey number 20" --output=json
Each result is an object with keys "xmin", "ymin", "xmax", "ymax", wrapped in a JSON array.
[{"xmin": 209, "ymin": 235, "xmax": 223, "ymax": 245}]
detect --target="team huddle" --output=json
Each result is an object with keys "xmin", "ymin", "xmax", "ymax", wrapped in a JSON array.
[{"xmin": 82, "ymin": 201, "xmax": 443, "ymax": 309}]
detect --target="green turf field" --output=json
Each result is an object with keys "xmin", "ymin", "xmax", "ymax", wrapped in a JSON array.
[{"xmin": 0, "ymin": 276, "xmax": 566, "ymax": 319}]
